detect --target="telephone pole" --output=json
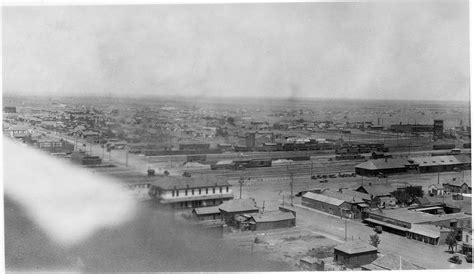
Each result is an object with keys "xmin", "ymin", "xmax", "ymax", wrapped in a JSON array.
[{"xmin": 238, "ymin": 177, "xmax": 244, "ymax": 199}]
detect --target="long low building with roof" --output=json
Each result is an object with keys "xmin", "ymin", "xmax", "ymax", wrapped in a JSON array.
[
  {"xmin": 410, "ymin": 155, "xmax": 471, "ymax": 173},
  {"xmin": 301, "ymin": 192, "xmax": 352, "ymax": 218},
  {"xmin": 354, "ymin": 158, "xmax": 413, "ymax": 176},
  {"xmin": 363, "ymin": 208, "xmax": 471, "ymax": 245}
]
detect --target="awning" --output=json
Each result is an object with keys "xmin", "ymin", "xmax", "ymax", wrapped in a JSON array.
[
  {"xmin": 412, "ymin": 206, "xmax": 443, "ymax": 212},
  {"xmin": 363, "ymin": 218, "xmax": 408, "ymax": 232}
]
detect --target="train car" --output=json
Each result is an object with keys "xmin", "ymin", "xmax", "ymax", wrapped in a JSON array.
[
  {"xmin": 433, "ymin": 143, "xmax": 456, "ymax": 150},
  {"xmin": 335, "ymin": 154, "xmax": 365, "ymax": 160}
]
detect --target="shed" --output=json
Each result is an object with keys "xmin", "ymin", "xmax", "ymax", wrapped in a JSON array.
[
  {"xmin": 192, "ymin": 206, "xmax": 221, "ymax": 221},
  {"xmin": 248, "ymin": 210, "xmax": 296, "ymax": 231},
  {"xmin": 300, "ymin": 257, "xmax": 325, "ymax": 271},
  {"xmin": 219, "ymin": 199, "xmax": 259, "ymax": 225}
]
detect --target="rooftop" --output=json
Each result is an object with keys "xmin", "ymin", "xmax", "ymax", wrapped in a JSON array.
[
  {"xmin": 219, "ymin": 199, "xmax": 258, "ymax": 213},
  {"xmin": 362, "ymin": 254, "xmax": 424, "ymax": 270},
  {"xmin": 334, "ymin": 239, "xmax": 377, "ymax": 254},
  {"xmin": 302, "ymin": 192, "xmax": 345, "ymax": 206},
  {"xmin": 355, "ymin": 158, "xmax": 410, "ymax": 170},
  {"xmin": 192, "ymin": 206, "xmax": 221, "ymax": 215},
  {"xmin": 369, "ymin": 208, "xmax": 471, "ymax": 224},
  {"xmin": 323, "ymin": 189, "xmax": 365, "ymax": 204},
  {"xmin": 150, "ymin": 175, "xmax": 231, "ymax": 189},
  {"xmin": 249, "ymin": 210, "xmax": 295, "ymax": 223},
  {"xmin": 410, "ymin": 155, "xmax": 471, "ymax": 167}
]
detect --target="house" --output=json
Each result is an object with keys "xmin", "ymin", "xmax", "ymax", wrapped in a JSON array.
[
  {"xmin": 192, "ymin": 206, "xmax": 221, "ymax": 221},
  {"xmin": 321, "ymin": 189, "xmax": 369, "ymax": 219},
  {"xmin": 354, "ymin": 184, "xmax": 399, "ymax": 207},
  {"xmin": 333, "ymin": 240, "xmax": 378, "ymax": 268},
  {"xmin": 354, "ymin": 158, "xmax": 412, "ymax": 176},
  {"xmin": 148, "ymin": 175, "xmax": 233, "ymax": 209},
  {"xmin": 361, "ymin": 253, "xmax": 424, "ymax": 270},
  {"xmin": 301, "ymin": 192, "xmax": 351, "ymax": 218},
  {"xmin": 219, "ymin": 199, "xmax": 259, "ymax": 225},
  {"xmin": 443, "ymin": 179, "xmax": 471, "ymax": 194},
  {"xmin": 427, "ymin": 184, "xmax": 446, "ymax": 196}
]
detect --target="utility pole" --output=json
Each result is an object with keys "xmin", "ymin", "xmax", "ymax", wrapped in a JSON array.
[
  {"xmin": 289, "ymin": 171, "xmax": 294, "ymax": 207},
  {"xmin": 238, "ymin": 177, "xmax": 244, "ymax": 199},
  {"xmin": 437, "ymin": 165, "xmax": 440, "ymax": 185},
  {"xmin": 125, "ymin": 149, "xmax": 129, "ymax": 167}
]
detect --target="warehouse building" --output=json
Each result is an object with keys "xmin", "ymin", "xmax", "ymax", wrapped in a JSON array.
[
  {"xmin": 410, "ymin": 155, "xmax": 471, "ymax": 173},
  {"xmin": 301, "ymin": 192, "xmax": 351, "ymax": 218},
  {"xmin": 333, "ymin": 240, "xmax": 378, "ymax": 268},
  {"xmin": 354, "ymin": 158, "xmax": 412, "ymax": 176}
]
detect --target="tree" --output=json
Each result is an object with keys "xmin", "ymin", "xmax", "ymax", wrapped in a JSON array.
[
  {"xmin": 370, "ymin": 234, "xmax": 381, "ymax": 248},
  {"xmin": 446, "ymin": 231, "xmax": 457, "ymax": 253},
  {"xmin": 391, "ymin": 190, "xmax": 411, "ymax": 206}
]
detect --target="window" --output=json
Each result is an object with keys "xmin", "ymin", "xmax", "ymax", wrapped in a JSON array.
[
  {"xmin": 176, "ymin": 190, "xmax": 179, "ymax": 197},
  {"xmin": 219, "ymin": 187, "xmax": 222, "ymax": 193},
  {"xmin": 206, "ymin": 188, "xmax": 208, "ymax": 194},
  {"xmin": 192, "ymin": 189, "xmax": 194, "ymax": 195},
  {"xmin": 172, "ymin": 190, "xmax": 175, "ymax": 197},
  {"xmin": 199, "ymin": 188, "xmax": 201, "ymax": 194},
  {"xmin": 185, "ymin": 189, "xmax": 188, "ymax": 196},
  {"xmin": 226, "ymin": 186, "xmax": 229, "ymax": 192},
  {"xmin": 213, "ymin": 188, "xmax": 215, "ymax": 194},
  {"xmin": 467, "ymin": 235, "xmax": 469, "ymax": 243}
]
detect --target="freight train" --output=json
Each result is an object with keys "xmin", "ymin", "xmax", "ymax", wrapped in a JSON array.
[{"xmin": 211, "ymin": 159, "xmax": 272, "ymax": 170}]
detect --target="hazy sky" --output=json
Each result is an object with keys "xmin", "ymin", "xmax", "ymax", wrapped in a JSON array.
[{"xmin": 2, "ymin": 1, "xmax": 470, "ymax": 101}]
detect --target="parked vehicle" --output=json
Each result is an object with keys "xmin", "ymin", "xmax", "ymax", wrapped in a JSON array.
[
  {"xmin": 466, "ymin": 252, "xmax": 472, "ymax": 263},
  {"xmin": 319, "ymin": 179, "xmax": 328, "ymax": 183},
  {"xmin": 449, "ymin": 255, "xmax": 462, "ymax": 264},
  {"xmin": 374, "ymin": 226, "xmax": 383, "ymax": 234}
]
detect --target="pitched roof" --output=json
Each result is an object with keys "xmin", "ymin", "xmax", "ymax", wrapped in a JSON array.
[
  {"xmin": 341, "ymin": 189, "xmax": 372, "ymax": 201},
  {"xmin": 334, "ymin": 239, "xmax": 377, "ymax": 254},
  {"xmin": 408, "ymin": 224, "xmax": 450, "ymax": 239},
  {"xmin": 302, "ymin": 192, "xmax": 345, "ymax": 206},
  {"xmin": 249, "ymin": 210, "xmax": 295, "ymax": 223},
  {"xmin": 410, "ymin": 155, "xmax": 469, "ymax": 167},
  {"xmin": 355, "ymin": 159, "xmax": 409, "ymax": 170},
  {"xmin": 363, "ymin": 254, "xmax": 424, "ymax": 270},
  {"xmin": 443, "ymin": 180, "xmax": 471, "ymax": 188},
  {"xmin": 323, "ymin": 190, "xmax": 365, "ymax": 204},
  {"xmin": 355, "ymin": 184, "xmax": 399, "ymax": 197},
  {"xmin": 218, "ymin": 199, "xmax": 258, "ymax": 213}
]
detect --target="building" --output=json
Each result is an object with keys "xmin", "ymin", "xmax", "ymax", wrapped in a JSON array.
[
  {"xmin": 321, "ymin": 189, "xmax": 369, "ymax": 219},
  {"xmin": 363, "ymin": 208, "xmax": 471, "ymax": 245},
  {"xmin": 460, "ymin": 224, "xmax": 472, "ymax": 255},
  {"xmin": 361, "ymin": 253, "xmax": 424, "ymax": 270},
  {"xmin": 354, "ymin": 184, "xmax": 401, "ymax": 208},
  {"xmin": 219, "ymin": 199, "xmax": 259, "ymax": 225},
  {"xmin": 148, "ymin": 175, "xmax": 234, "ymax": 209},
  {"xmin": 192, "ymin": 206, "xmax": 221, "ymax": 221},
  {"xmin": 70, "ymin": 151, "xmax": 102, "ymax": 166},
  {"xmin": 410, "ymin": 155, "xmax": 471, "ymax": 173},
  {"xmin": 390, "ymin": 123, "xmax": 433, "ymax": 134},
  {"xmin": 443, "ymin": 179, "xmax": 471, "ymax": 194},
  {"xmin": 427, "ymin": 184, "xmax": 446, "ymax": 196},
  {"xmin": 333, "ymin": 240, "xmax": 378, "ymax": 268},
  {"xmin": 245, "ymin": 132, "xmax": 256, "ymax": 148},
  {"xmin": 301, "ymin": 192, "xmax": 351, "ymax": 218},
  {"xmin": 247, "ymin": 209, "xmax": 296, "ymax": 231},
  {"xmin": 4, "ymin": 125, "xmax": 30, "ymax": 138},
  {"xmin": 3, "ymin": 106, "xmax": 17, "ymax": 113},
  {"xmin": 433, "ymin": 120, "xmax": 444, "ymax": 139},
  {"xmin": 354, "ymin": 158, "xmax": 411, "ymax": 176}
]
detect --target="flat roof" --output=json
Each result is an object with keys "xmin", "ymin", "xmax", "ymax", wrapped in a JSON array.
[
  {"xmin": 364, "ymin": 218, "xmax": 408, "ymax": 232},
  {"xmin": 193, "ymin": 206, "xmax": 221, "ymax": 215},
  {"xmin": 369, "ymin": 208, "xmax": 471, "ymax": 225}
]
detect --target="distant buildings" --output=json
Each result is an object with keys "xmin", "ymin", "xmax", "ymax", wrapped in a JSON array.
[{"xmin": 443, "ymin": 179, "xmax": 471, "ymax": 194}]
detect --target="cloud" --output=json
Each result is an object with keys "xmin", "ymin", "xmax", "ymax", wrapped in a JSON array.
[{"xmin": 2, "ymin": 2, "xmax": 469, "ymax": 101}]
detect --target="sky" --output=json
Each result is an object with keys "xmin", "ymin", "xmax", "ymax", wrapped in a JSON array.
[{"xmin": 2, "ymin": 1, "xmax": 470, "ymax": 101}]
